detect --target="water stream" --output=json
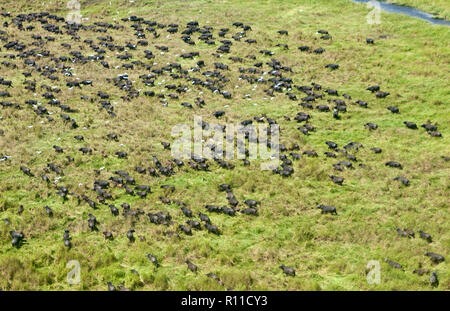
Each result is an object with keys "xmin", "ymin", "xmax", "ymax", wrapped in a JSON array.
[{"xmin": 351, "ymin": 0, "xmax": 450, "ymax": 26}]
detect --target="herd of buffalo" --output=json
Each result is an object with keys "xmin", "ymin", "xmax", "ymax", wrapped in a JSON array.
[{"xmin": 0, "ymin": 9, "xmax": 446, "ymax": 290}]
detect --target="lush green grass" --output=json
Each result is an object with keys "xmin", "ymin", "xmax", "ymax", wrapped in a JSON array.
[{"xmin": 0, "ymin": 0, "xmax": 449, "ymax": 290}]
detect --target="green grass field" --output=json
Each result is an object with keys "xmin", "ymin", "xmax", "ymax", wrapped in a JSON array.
[{"xmin": 0, "ymin": 0, "xmax": 448, "ymax": 290}]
